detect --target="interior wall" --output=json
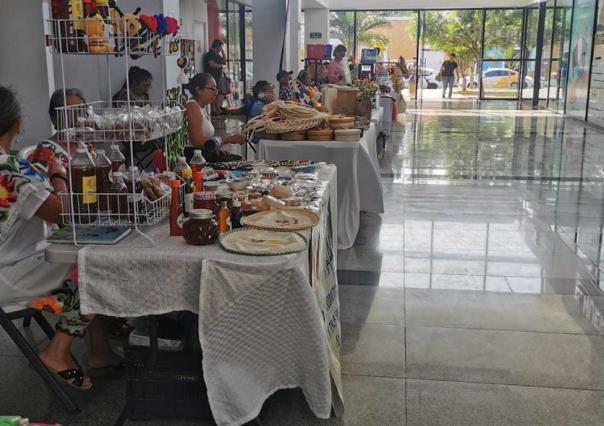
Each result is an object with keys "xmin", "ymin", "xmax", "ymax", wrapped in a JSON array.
[
  {"xmin": 0, "ymin": 0, "xmax": 53, "ymax": 146},
  {"xmin": 304, "ymin": 8, "xmax": 330, "ymax": 45}
]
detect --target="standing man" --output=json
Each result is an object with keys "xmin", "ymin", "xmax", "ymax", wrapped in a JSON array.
[{"xmin": 440, "ymin": 53, "xmax": 460, "ymax": 99}]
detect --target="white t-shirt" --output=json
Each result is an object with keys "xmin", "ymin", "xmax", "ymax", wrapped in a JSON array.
[{"xmin": 186, "ymin": 99, "xmax": 215, "ymax": 146}]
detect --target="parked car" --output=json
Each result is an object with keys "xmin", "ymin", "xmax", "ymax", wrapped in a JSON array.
[
  {"xmin": 405, "ymin": 67, "xmax": 443, "ymax": 89},
  {"xmin": 475, "ymin": 68, "xmax": 534, "ymax": 89}
]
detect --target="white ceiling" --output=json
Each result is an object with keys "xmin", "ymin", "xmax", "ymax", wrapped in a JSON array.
[{"xmin": 304, "ymin": 0, "xmax": 539, "ymax": 10}]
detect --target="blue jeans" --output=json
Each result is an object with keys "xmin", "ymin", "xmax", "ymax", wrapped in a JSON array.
[{"xmin": 442, "ymin": 76, "xmax": 455, "ymax": 98}]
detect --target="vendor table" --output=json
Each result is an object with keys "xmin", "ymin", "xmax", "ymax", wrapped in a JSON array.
[
  {"xmin": 257, "ymin": 124, "xmax": 384, "ymax": 249},
  {"xmin": 45, "ymin": 165, "xmax": 343, "ymax": 426}
]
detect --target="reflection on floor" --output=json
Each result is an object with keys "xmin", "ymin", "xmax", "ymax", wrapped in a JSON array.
[{"xmin": 2, "ymin": 100, "xmax": 604, "ymax": 425}]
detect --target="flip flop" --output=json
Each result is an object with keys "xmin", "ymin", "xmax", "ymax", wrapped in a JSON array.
[{"xmin": 56, "ymin": 367, "xmax": 93, "ymax": 391}]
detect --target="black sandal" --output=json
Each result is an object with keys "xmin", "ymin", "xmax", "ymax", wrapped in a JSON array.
[{"xmin": 56, "ymin": 367, "xmax": 93, "ymax": 390}]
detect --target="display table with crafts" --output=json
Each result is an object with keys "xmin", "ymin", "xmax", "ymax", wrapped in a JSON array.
[
  {"xmin": 45, "ymin": 163, "xmax": 343, "ymax": 426},
  {"xmin": 257, "ymin": 124, "xmax": 384, "ymax": 249}
]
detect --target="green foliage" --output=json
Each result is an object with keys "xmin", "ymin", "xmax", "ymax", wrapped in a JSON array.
[
  {"xmin": 409, "ymin": 10, "xmax": 524, "ymax": 76},
  {"xmin": 330, "ymin": 12, "xmax": 392, "ymax": 56}
]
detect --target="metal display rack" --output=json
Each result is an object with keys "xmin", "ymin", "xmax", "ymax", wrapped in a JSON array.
[{"xmin": 48, "ymin": 17, "xmax": 184, "ymax": 246}]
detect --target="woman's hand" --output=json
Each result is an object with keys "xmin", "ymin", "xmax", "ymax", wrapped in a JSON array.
[
  {"xmin": 47, "ymin": 159, "xmax": 67, "ymax": 179},
  {"xmin": 225, "ymin": 134, "xmax": 247, "ymax": 145}
]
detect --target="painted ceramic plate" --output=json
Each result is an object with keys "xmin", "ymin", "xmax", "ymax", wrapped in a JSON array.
[
  {"xmin": 219, "ymin": 229, "xmax": 308, "ymax": 256},
  {"xmin": 241, "ymin": 209, "xmax": 320, "ymax": 231}
]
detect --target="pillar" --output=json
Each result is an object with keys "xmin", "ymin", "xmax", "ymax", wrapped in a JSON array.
[
  {"xmin": 252, "ymin": 0, "xmax": 301, "ymax": 84},
  {"xmin": 304, "ymin": 8, "xmax": 330, "ymax": 45}
]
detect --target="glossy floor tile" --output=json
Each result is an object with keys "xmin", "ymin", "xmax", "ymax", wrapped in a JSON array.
[
  {"xmin": 406, "ymin": 379, "xmax": 604, "ymax": 426},
  {"xmin": 5, "ymin": 100, "xmax": 604, "ymax": 424}
]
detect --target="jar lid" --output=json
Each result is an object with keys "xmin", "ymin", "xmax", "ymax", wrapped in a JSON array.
[
  {"xmin": 190, "ymin": 209, "xmax": 214, "ymax": 220},
  {"xmin": 194, "ymin": 191, "xmax": 216, "ymax": 200}
]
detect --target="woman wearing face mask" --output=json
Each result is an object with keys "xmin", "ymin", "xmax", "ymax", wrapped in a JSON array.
[
  {"xmin": 249, "ymin": 80, "xmax": 275, "ymax": 118},
  {"xmin": 27, "ymin": 88, "xmax": 94, "ymax": 174},
  {"xmin": 185, "ymin": 73, "xmax": 246, "ymax": 161}
]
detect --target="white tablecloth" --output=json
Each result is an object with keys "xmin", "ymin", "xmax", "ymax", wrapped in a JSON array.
[
  {"xmin": 68, "ymin": 166, "xmax": 342, "ymax": 426},
  {"xmin": 379, "ymin": 96, "xmax": 394, "ymax": 136},
  {"xmin": 258, "ymin": 125, "xmax": 384, "ymax": 249},
  {"xmin": 371, "ymin": 107, "xmax": 384, "ymax": 136}
]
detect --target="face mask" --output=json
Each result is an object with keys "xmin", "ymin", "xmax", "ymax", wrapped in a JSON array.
[{"xmin": 257, "ymin": 92, "xmax": 266, "ymax": 100}]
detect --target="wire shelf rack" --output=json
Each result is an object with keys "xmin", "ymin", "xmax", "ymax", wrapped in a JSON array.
[
  {"xmin": 59, "ymin": 188, "xmax": 173, "ymax": 227},
  {"xmin": 55, "ymin": 101, "xmax": 184, "ymax": 143},
  {"xmin": 47, "ymin": 18, "xmax": 181, "ymax": 56}
]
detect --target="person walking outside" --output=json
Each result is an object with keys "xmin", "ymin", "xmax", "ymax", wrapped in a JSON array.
[{"xmin": 440, "ymin": 53, "xmax": 460, "ymax": 99}]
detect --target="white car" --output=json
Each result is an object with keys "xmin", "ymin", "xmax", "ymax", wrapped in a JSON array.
[
  {"xmin": 478, "ymin": 68, "xmax": 534, "ymax": 89},
  {"xmin": 406, "ymin": 67, "xmax": 442, "ymax": 89}
]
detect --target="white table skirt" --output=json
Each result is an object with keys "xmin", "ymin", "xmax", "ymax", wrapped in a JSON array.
[
  {"xmin": 258, "ymin": 124, "xmax": 384, "ymax": 249},
  {"xmin": 46, "ymin": 166, "xmax": 343, "ymax": 426},
  {"xmin": 379, "ymin": 96, "xmax": 394, "ymax": 136},
  {"xmin": 371, "ymin": 107, "xmax": 384, "ymax": 136}
]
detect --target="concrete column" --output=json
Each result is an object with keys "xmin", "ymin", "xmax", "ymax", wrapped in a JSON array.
[
  {"xmin": 252, "ymin": 0, "xmax": 301, "ymax": 84},
  {"xmin": 288, "ymin": 0, "xmax": 302, "ymax": 73},
  {"xmin": 304, "ymin": 8, "xmax": 330, "ymax": 45}
]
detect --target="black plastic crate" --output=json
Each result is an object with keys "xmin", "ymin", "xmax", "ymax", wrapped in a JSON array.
[{"xmin": 125, "ymin": 345, "xmax": 214, "ymax": 421}]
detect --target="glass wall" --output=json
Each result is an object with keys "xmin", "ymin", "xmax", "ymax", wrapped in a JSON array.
[
  {"xmin": 219, "ymin": 1, "xmax": 248, "ymax": 108},
  {"xmin": 566, "ymin": 0, "xmax": 596, "ymax": 119},
  {"xmin": 481, "ymin": 9, "xmax": 524, "ymax": 99},
  {"xmin": 588, "ymin": 1, "xmax": 604, "ymax": 125}
]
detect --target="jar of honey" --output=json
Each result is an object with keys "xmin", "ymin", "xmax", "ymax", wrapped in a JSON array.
[{"xmin": 182, "ymin": 209, "xmax": 219, "ymax": 246}]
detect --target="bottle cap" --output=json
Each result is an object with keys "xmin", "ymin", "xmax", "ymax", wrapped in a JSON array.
[
  {"xmin": 233, "ymin": 199, "xmax": 241, "ymax": 208},
  {"xmin": 178, "ymin": 156, "xmax": 187, "ymax": 162},
  {"xmin": 193, "ymin": 150, "xmax": 202, "ymax": 156},
  {"xmin": 170, "ymin": 179, "xmax": 181, "ymax": 189},
  {"xmin": 193, "ymin": 171, "xmax": 203, "ymax": 181}
]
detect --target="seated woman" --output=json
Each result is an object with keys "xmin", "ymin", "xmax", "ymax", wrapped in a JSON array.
[
  {"xmin": 0, "ymin": 86, "xmax": 94, "ymax": 389},
  {"xmin": 28, "ymin": 88, "xmax": 93, "ymax": 174},
  {"xmin": 112, "ymin": 66, "xmax": 152, "ymax": 106},
  {"xmin": 295, "ymin": 70, "xmax": 323, "ymax": 109},
  {"xmin": 249, "ymin": 80, "xmax": 275, "ymax": 118},
  {"xmin": 185, "ymin": 73, "xmax": 246, "ymax": 162},
  {"xmin": 277, "ymin": 70, "xmax": 296, "ymax": 101}
]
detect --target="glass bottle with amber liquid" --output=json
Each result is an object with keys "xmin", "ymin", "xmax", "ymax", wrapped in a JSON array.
[
  {"xmin": 95, "ymin": 149, "xmax": 112, "ymax": 214},
  {"xmin": 70, "ymin": 148, "xmax": 97, "ymax": 224}
]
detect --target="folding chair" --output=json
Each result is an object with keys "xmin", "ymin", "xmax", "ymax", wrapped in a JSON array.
[{"xmin": 0, "ymin": 306, "xmax": 80, "ymax": 414}]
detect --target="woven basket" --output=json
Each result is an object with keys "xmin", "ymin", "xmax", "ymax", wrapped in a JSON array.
[
  {"xmin": 264, "ymin": 118, "xmax": 327, "ymax": 134},
  {"xmin": 307, "ymin": 128, "xmax": 334, "ymax": 141}
]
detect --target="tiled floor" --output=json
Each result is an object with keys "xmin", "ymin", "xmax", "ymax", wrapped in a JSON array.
[{"xmin": 2, "ymin": 100, "xmax": 604, "ymax": 424}]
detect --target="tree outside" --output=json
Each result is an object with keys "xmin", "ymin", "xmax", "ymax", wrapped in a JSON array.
[
  {"xmin": 329, "ymin": 12, "xmax": 392, "ymax": 58},
  {"xmin": 410, "ymin": 10, "xmax": 524, "ymax": 91}
]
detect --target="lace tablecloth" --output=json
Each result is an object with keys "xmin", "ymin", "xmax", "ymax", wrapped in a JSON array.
[{"xmin": 76, "ymin": 165, "xmax": 341, "ymax": 426}]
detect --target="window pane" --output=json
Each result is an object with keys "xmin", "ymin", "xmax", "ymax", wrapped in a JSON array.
[
  {"xmin": 481, "ymin": 60, "xmax": 522, "ymax": 99},
  {"xmin": 484, "ymin": 9, "xmax": 523, "ymax": 60},
  {"xmin": 524, "ymin": 7, "xmax": 539, "ymax": 60},
  {"xmin": 329, "ymin": 11, "xmax": 355, "ymax": 58},
  {"xmin": 354, "ymin": 11, "xmax": 416, "ymax": 65}
]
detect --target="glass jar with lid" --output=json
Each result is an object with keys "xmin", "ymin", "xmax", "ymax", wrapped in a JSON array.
[{"xmin": 182, "ymin": 209, "xmax": 219, "ymax": 246}]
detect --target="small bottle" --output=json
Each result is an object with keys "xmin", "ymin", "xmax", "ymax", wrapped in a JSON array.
[
  {"xmin": 70, "ymin": 148, "xmax": 97, "ymax": 224},
  {"xmin": 106, "ymin": 144, "xmax": 126, "ymax": 173},
  {"xmin": 109, "ymin": 172, "xmax": 129, "ymax": 221},
  {"xmin": 170, "ymin": 179, "xmax": 183, "ymax": 236},
  {"xmin": 190, "ymin": 150, "xmax": 207, "ymax": 172},
  {"xmin": 230, "ymin": 199, "xmax": 243, "ymax": 229},
  {"xmin": 95, "ymin": 149, "xmax": 112, "ymax": 213},
  {"xmin": 176, "ymin": 156, "xmax": 192, "ymax": 178},
  {"xmin": 218, "ymin": 201, "xmax": 230, "ymax": 234},
  {"xmin": 193, "ymin": 170, "xmax": 204, "ymax": 193},
  {"xmin": 183, "ymin": 176, "xmax": 194, "ymax": 218}
]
